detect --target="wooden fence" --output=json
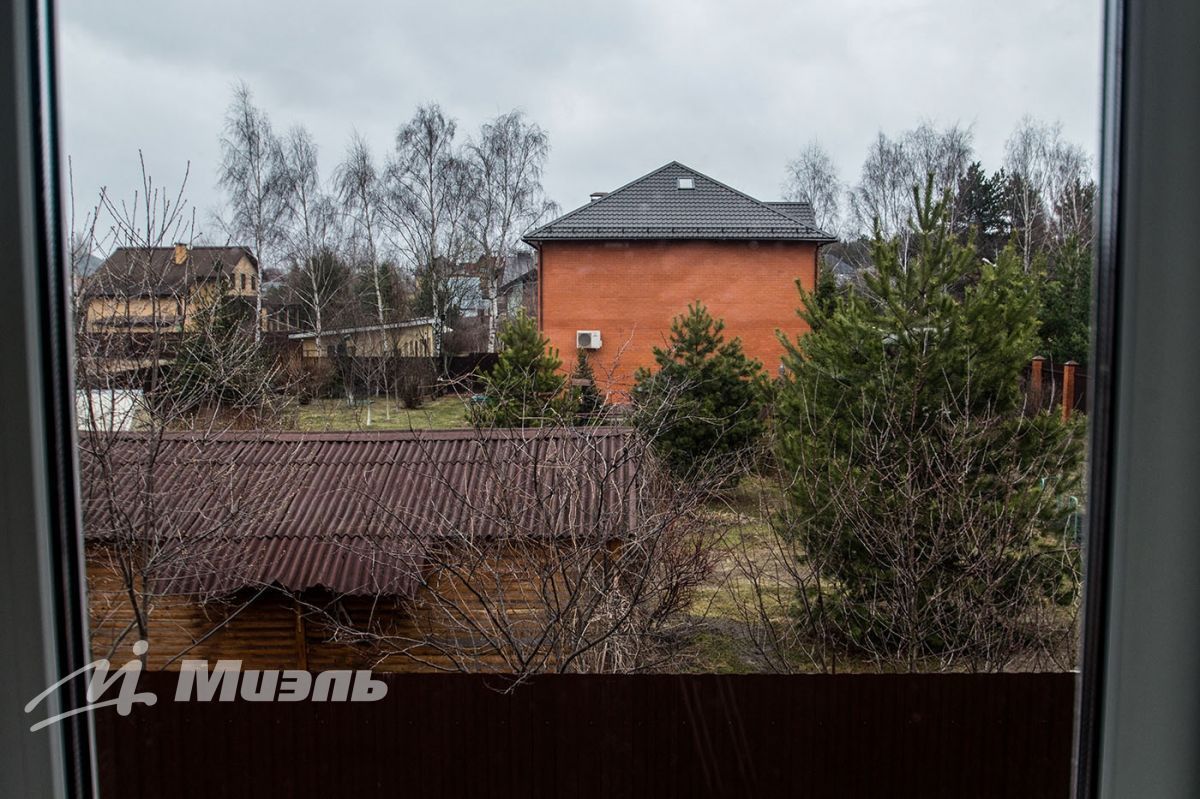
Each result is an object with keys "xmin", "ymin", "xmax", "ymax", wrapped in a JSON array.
[{"xmin": 95, "ymin": 672, "xmax": 1075, "ymax": 799}]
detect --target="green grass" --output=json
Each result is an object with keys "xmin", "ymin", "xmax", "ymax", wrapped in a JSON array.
[
  {"xmin": 688, "ymin": 629, "xmax": 754, "ymax": 674},
  {"xmin": 289, "ymin": 395, "xmax": 471, "ymax": 432}
]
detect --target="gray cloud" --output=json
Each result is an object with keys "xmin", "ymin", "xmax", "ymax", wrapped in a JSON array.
[{"xmin": 59, "ymin": 0, "xmax": 1101, "ymax": 237}]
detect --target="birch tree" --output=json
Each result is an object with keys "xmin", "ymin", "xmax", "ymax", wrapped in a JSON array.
[
  {"xmin": 1004, "ymin": 117, "xmax": 1094, "ymax": 271},
  {"xmin": 848, "ymin": 123, "xmax": 974, "ymax": 248},
  {"xmin": 335, "ymin": 132, "xmax": 389, "ymax": 328},
  {"xmin": 467, "ymin": 110, "xmax": 556, "ymax": 352},
  {"xmin": 218, "ymin": 82, "xmax": 285, "ymax": 341},
  {"xmin": 782, "ymin": 141, "xmax": 844, "ymax": 236},
  {"xmin": 385, "ymin": 104, "xmax": 465, "ymax": 358},
  {"xmin": 279, "ymin": 125, "xmax": 342, "ymax": 346}
]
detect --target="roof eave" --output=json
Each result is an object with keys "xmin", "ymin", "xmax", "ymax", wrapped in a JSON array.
[{"xmin": 524, "ymin": 232, "xmax": 838, "ymax": 244}]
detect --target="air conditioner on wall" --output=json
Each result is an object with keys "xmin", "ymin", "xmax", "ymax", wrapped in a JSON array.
[{"xmin": 576, "ymin": 330, "xmax": 602, "ymax": 349}]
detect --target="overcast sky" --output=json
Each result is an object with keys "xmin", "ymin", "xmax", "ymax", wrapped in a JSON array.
[{"xmin": 58, "ymin": 0, "xmax": 1102, "ymax": 238}]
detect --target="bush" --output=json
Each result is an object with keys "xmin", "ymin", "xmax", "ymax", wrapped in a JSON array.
[{"xmin": 394, "ymin": 357, "xmax": 436, "ymax": 409}]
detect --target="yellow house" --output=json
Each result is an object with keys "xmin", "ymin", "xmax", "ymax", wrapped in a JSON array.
[
  {"xmin": 81, "ymin": 243, "xmax": 260, "ymax": 333},
  {"xmin": 288, "ymin": 318, "xmax": 438, "ymax": 359}
]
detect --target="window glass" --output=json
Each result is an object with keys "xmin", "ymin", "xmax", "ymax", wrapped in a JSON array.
[{"xmin": 59, "ymin": 0, "xmax": 1102, "ymax": 792}]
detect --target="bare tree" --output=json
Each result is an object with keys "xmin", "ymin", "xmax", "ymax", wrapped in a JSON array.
[
  {"xmin": 335, "ymin": 132, "xmax": 389, "ymax": 328},
  {"xmin": 279, "ymin": 125, "xmax": 343, "ymax": 346},
  {"xmin": 905, "ymin": 122, "xmax": 974, "ymax": 226},
  {"xmin": 466, "ymin": 110, "xmax": 557, "ymax": 352},
  {"xmin": 1004, "ymin": 116, "xmax": 1095, "ymax": 270},
  {"xmin": 308, "ymin": 418, "xmax": 723, "ymax": 679},
  {"xmin": 76, "ymin": 161, "xmax": 289, "ymax": 664},
  {"xmin": 385, "ymin": 104, "xmax": 476, "ymax": 359},
  {"xmin": 782, "ymin": 141, "xmax": 844, "ymax": 235},
  {"xmin": 218, "ymin": 82, "xmax": 286, "ymax": 341},
  {"xmin": 849, "ymin": 131, "xmax": 914, "ymax": 244},
  {"xmin": 67, "ymin": 156, "xmax": 103, "ymax": 334},
  {"xmin": 848, "ymin": 122, "xmax": 975, "ymax": 248}
]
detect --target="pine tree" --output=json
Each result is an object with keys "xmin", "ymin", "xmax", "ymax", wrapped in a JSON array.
[
  {"xmin": 632, "ymin": 302, "xmax": 766, "ymax": 482},
  {"xmin": 777, "ymin": 179, "xmax": 1083, "ymax": 665},
  {"xmin": 473, "ymin": 310, "xmax": 568, "ymax": 427},
  {"xmin": 571, "ymin": 349, "xmax": 605, "ymax": 424},
  {"xmin": 954, "ymin": 162, "xmax": 1011, "ymax": 260}
]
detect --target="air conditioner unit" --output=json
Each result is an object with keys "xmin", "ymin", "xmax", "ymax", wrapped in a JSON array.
[{"xmin": 576, "ymin": 330, "xmax": 602, "ymax": 350}]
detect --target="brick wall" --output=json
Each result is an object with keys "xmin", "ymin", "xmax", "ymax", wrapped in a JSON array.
[{"xmin": 538, "ymin": 240, "xmax": 818, "ymax": 394}]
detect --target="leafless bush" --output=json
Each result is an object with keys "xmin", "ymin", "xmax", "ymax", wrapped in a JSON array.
[
  {"xmin": 74, "ymin": 158, "xmax": 292, "ymax": 662},
  {"xmin": 394, "ymin": 357, "xmax": 436, "ymax": 409},
  {"xmin": 308, "ymin": 405, "xmax": 726, "ymax": 679}
]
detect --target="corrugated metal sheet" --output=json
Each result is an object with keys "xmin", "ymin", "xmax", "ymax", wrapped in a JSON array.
[
  {"xmin": 80, "ymin": 428, "xmax": 641, "ymax": 598},
  {"xmin": 96, "ymin": 673, "xmax": 1076, "ymax": 799}
]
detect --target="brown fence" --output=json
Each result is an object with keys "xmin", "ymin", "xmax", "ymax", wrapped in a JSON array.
[{"xmin": 95, "ymin": 672, "xmax": 1074, "ymax": 799}]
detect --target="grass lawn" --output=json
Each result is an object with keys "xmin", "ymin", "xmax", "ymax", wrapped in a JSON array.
[{"xmin": 289, "ymin": 395, "xmax": 471, "ymax": 432}]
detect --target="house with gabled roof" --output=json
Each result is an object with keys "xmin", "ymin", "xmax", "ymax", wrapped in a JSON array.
[
  {"xmin": 524, "ymin": 161, "xmax": 835, "ymax": 393},
  {"xmin": 82, "ymin": 243, "xmax": 260, "ymax": 333}
]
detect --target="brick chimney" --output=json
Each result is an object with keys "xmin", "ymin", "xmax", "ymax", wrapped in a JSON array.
[{"xmin": 173, "ymin": 242, "xmax": 188, "ymax": 265}]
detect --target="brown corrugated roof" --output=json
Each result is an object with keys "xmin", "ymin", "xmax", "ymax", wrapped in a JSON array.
[{"xmin": 80, "ymin": 428, "xmax": 641, "ymax": 598}]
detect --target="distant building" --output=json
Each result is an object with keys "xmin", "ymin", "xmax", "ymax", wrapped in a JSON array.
[
  {"xmin": 497, "ymin": 250, "xmax": 537, "ymax": 321},
  {"xmin": 287, "ymin": 318, "xmax": 438, "ymax": 359},
  {"xmin": 524, "ymin": 162, "xmax": 835, "ymax": 392},
  {"xmin": 81, "ymin": 243, "xmax": 260, "ymax": 333},
  {"xmin": 439, "ymin": 250, "xmax": 537, "ymax": 352}
]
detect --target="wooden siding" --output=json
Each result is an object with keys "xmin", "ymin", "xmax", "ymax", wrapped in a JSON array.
[{"xmin": 88, "ymin": 545, "xmax": 565, "ymax": 673}]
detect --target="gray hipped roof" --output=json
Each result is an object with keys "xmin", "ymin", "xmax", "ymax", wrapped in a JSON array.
[{"xmin": 524, "ymin": 162, "xmax": 835, "ymax": 243}]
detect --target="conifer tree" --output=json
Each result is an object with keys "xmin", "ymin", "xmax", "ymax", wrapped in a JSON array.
[
  {"xmin": 571, "ymin": 349, "xmax": 605, "ymax": 424},
  {"xmin": 1036, "ymin": 238, "xmax": 1092, "ymax": 363},
  {"xmin": 167, "ymin": 291, "xmax": 276, "ymax": 413},
  {"xmin": 632, "ymin": 302, "xmax": 766, "ymax": 482},
  {"xmin": 473, "ymin": 310, "xmax": 567, "ymax": 427},
  {"xmin": 776, "ymin": 179, "xmax": 1083, "ymax": 666}
]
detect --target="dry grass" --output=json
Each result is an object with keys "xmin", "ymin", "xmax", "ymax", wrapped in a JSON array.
[
  {"xmin": 288, "ymin": 395, "xmax": 471, "ymax": 432},
  {"xmin": 684, "ymin": 475, "xmax": 800, "ymax": 673}
]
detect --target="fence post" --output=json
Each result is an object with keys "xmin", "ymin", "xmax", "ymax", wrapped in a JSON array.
[
  {"xmin": 1031, "ymin": 355, "xmax": 1046, "ymax": 410},
  {"xmin": 1062, "ymin": 360, "xmax": 1078, "ymax": 423}
]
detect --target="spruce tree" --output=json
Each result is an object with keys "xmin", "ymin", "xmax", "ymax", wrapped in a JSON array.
[
  {"xmin": 473, "ymin": 310, "xmax": 568, "ymax": 427},
  {"xmin": 777, "ymin": 180, "xmax": 1083, "ymax": 664},
  {"xmin": 632, "ymin": 302, "xmax": 766, "ymax": 482}
]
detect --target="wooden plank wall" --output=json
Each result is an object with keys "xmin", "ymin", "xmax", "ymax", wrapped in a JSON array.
[{"xmin": 88, "ymin": 547, "xmax": 560, "ymax": 673}]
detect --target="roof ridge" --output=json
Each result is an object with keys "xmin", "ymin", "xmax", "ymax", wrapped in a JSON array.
[
  {"xmin": 673, "ymin": 163, "xmax": 824, "ymax": 230},
  {"xmin": 525, "ymin": 161, "xmax": 835, "ymax": 242},
  {"xmin": 526, "ymin": 161, "xmax": 683, "ymax": 237}
]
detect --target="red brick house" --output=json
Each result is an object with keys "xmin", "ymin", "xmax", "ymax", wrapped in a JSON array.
[{"xmin": 524, "ymin": 161, "xmax": 835, "ymax": 394}]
